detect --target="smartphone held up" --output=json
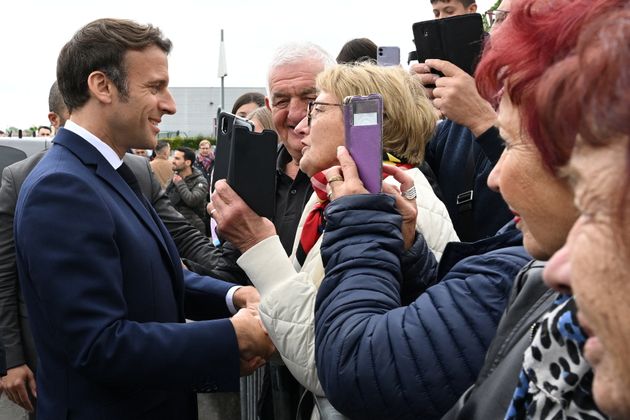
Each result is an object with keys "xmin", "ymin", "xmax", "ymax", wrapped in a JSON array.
[
  {"xmin": 343, "ymin": 94, "xmax": 384, "ymax": 194},
  {"xmin": 376, "ymin": 46, "xmax": 400, "ymax": 66}
]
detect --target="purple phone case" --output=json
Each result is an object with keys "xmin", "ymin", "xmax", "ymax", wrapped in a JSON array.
[{"xmin": 343, "ymin": 94, "xmax": 383, "ymax": 194}]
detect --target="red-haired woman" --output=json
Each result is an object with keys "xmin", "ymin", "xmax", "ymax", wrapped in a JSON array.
[
  {"xmin": 540, "ymin": 8, "xmax": 630, "ymax": 420},
  {"xmin": 443, "ymin": 0, "xmax": 625, "ymax": 418}
]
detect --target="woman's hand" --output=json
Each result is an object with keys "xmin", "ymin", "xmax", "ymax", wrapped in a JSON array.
[
  {"xmin": 382, "ymin": 165, "xmax": 418, "ymax": 251},
  {"xmin": 324, "ymin": 146, "xmax": 369, "ymax": 199},
  {"xmin": 326, "ymin": 146, "xmax": 418, "ymax": 250}
]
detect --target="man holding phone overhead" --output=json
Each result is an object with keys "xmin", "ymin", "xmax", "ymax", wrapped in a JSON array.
[{"xmin": 409, "ymin": 0, "xmax": 513, "ymax": 242}]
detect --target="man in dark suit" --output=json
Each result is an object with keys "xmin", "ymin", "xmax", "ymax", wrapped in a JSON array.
[
  {"xmin": 0, "ymin": 82, "xmax": 253, "ymax": 417},
  {"xmin": 12, "ymin": 18, "xmax": 273, "ymax": 419}
]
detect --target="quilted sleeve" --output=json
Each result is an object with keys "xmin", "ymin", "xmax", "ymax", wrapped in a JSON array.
[{"xmin": 315, "ymin": 194, "xmax": 530, "ymax": 419}]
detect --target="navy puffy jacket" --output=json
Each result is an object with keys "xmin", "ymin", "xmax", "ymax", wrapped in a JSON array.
[{"xmin": 315, "ymin": 194, "xmax": 531, "ymax": 419}]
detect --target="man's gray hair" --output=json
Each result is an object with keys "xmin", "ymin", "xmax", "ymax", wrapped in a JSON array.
[{"xmin": 266, "ymin": 42, "xmax": 335, "ymax": 93}]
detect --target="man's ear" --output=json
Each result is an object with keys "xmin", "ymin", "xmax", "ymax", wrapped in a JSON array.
[
  {"xmin": 87, "ymin": 71, "xmax": 113, "ymax": 104},
  {"xmin": 48, "ymin": 112, "xmax": 60, "ymax": 129},
  {"xmin": 265, "ymin": 96, "xmax": 271, "ymax": 111},
  {"xmin": 468, "ymin": 3, "xmax": 478, "ymax": 13}
]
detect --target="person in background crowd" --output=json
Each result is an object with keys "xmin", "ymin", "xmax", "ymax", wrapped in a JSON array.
[
  {"xmin": 131, "ymin": 148, "xmax": 149, "ymax": 158},
  {"xmin": 246, "ymin": 107, "xmax": 274, "ymax": 134},
  {"xmin": 35, "ymin": 126, "xmax": 51, "ymax": 137},
  {"xmin": 193, "ymin": 139, "xmax": 214, "ymax": 185},
  {"xmin": 540, "ymin": 5, "xmax": 630, "ymax": 419},
  {"xmin": 150, "ymin": 140, "xmax": 173, "ymax": 189},
  {"xmin": 0, "ymin": 81, "xmax": 74, "ymax": 418},
  {"xmin": 13, "ymin": 18, "xmax": 273, "ymax": 418},
  {"xmin": 431, "ymin": 0, "xmax": 477, "ymax": 19},
  {"xmin": 336, "ymin": 37, "xmax": 377, "ymax": 64},
  {"xmin": 167, "ymin": 146, "xmax": 209, "ymax": 234},
  {"xmin": 231, "ymin": 92, "xmax": 265, "ymax": 118}
]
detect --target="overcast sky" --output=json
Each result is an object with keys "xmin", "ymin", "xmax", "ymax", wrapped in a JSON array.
[{"xmin": 0, "ymin": 0, "xmax": 496, "ymax": 130}]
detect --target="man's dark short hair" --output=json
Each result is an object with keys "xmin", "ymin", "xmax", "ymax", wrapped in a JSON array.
[
  {"xmin": 38, "ymin": 126, "xmax": 51, "ymax": 132},
  {"xmin": 430, "ymin": 0, "xmax": 475, "ymax": 6},
  {"xmin": 57, "ymin": 18, "xmax": 172, "ymax": 113},
  {"xmin": 176, "ymin": 147, "xmax": 196, "ymax": 164},
  {"xmin": 48, "ymin": 81, "xmax": 67, "ymax": 115},
  {"xmin": 155, "ymin": 140, "xmax": 170, "ymax": 153}
]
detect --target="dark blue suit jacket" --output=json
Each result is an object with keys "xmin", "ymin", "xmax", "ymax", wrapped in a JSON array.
[{"xmin": 14, "ymin": 128, "xmax": 240, "ymax": 419}]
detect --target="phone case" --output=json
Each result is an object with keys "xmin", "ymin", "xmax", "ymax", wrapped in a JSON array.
[
  {"xmin": 377, "ymin": 46, "xmax": 400, "ymax": 66},
  {"xmin": 343, "ymin": 94, "xmax": 383, "ymax": 194},
  {"xmin": 212, "ymin": 111, "xmax": 254, "ymax": 192},
  {"xmin": 227, "ymin": 126, "xmax": 277, "ymax": 220},
  {"xmin": 412, "ymin": 13, "xmax": 484, "ymax": 75}
]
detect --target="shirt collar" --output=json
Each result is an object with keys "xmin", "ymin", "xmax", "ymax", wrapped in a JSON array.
[{"xmin": 63, "ymin": 120, "xmax": 124, "ymax": 169}]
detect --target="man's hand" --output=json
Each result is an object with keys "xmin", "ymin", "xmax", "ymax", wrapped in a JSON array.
[
  {"xmin": 230, "ymin": 308, "xmax": 275, "ymax": 376},
  {"xmin": 233, "ymin": 285, "xmax": 260, "ymax": 311},
  {"xmin": 1, "ymin": 364, "xmax": 37, "ymax": 412},
  {"xmin": 427, "ymin": 59, "xmax": 497, "ymax": 136},
  {"xmin": 409, "ymin": 62, "xmax": 440, "ymax": 100},
  {"xmin": 173, "ymin": 173, "xmax": 183, "ymax": 184},
  {"xmin": 208, "ymin": 181, "xmax": 276, "ymax": 253}
]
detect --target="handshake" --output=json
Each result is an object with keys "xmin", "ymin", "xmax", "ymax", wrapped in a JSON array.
[{"xmin": 230, "ymin": 286, "xmax": 276, "ymax": 376}]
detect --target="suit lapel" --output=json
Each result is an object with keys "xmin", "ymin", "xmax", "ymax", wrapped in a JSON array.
[{"xmin": 53, "ymin": 130, "xmax": 185, "ymax": 309}]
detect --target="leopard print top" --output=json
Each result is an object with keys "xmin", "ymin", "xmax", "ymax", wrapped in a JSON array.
[{"xmin": 504, "ymin": 295, "xmax": 607, "ymax": 419}]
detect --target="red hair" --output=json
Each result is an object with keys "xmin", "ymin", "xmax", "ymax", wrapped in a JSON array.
[
  {"xmin": 475, "ymin": 0, "xmax": 626, "ymax": 169},
  {"xmin": 537, "ymin": 10, "xmax": 630, "ymax": 157}
]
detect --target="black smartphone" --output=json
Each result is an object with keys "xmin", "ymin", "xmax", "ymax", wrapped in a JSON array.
[
  {"xmin": 212, "ymin": 111, "xmax": 254, "ymax": 192},
  {"xmin": 412, "ymin": 13, "xmax": 485, "ymax": 76},
  {"xmin": 227, "ymin": 127, "xmax": 277, "ymax": 220}
]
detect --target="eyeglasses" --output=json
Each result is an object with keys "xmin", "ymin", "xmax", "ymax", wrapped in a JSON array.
[
  {"xmin": 485, "ymin": 9, "xmax": 509, "ymax": 27},
  {"xmin": 307, "ymin": 101, "xmax": 343, "ymax": 127}
]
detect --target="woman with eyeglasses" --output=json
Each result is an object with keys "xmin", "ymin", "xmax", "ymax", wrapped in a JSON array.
[{"xmin": 208, "ymin": 61, "xmax": 534, "ymax": 419}]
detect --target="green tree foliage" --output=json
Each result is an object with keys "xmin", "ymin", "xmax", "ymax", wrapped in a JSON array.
[{"xmin": 162, "ymin": 135, "xmax": 216, "ymax": 150}]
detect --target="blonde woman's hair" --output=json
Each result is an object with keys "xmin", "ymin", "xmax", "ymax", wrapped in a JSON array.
[
  {"xmin": 316, "ymin": 63, "xmax": 436, "ymax": 165},
  {"xmin": 246, "ymin": 107, "xmax": 275, "ymax": 131}
]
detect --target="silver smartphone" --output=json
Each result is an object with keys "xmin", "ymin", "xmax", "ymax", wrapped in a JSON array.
[{"xmin": 377, "ymin": 46, "xmax": 400, "ymax": 66}]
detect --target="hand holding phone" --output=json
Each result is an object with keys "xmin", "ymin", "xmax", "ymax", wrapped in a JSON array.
[{"xmin": 343, "ymin": 94, "xmax": 383, "ymax": 194}]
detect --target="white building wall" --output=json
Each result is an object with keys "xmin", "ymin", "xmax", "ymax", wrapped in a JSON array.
[{"xmin": 160, "ymin": 87, "xmax": 266, "ymax": 136}]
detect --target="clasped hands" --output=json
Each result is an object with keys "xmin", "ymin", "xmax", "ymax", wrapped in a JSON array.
[{"xmin": 230, "ymin": 286, "xmax": 275, "ymax": 376}]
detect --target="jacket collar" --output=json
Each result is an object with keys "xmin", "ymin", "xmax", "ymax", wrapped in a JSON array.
[{"xmin": 53, "ymin": 129, "xmax": 184, "ymax": 307}]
